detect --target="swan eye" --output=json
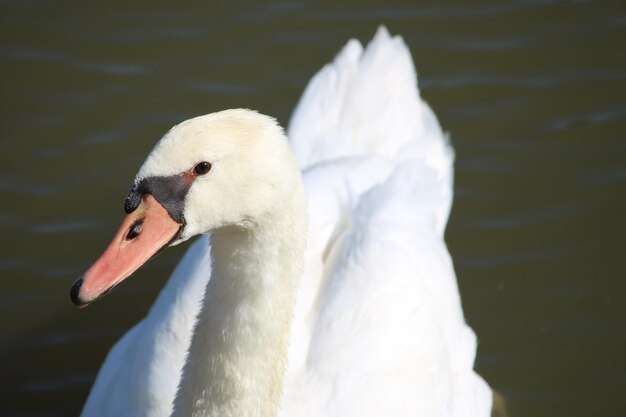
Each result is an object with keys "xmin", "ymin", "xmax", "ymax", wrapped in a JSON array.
[{"xmin": 194, "ymin": 162, "xmax": 211, "ymax": 175}]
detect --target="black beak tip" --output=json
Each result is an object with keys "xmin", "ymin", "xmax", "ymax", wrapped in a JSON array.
[{"xmin": 70, "ymin": 277, "xmax": 89, "ymax": 308}]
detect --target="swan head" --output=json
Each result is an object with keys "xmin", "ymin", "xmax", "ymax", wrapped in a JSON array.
[{"xmin": 70, "ymin": 109, "xmax": 301, "ymax": 307}]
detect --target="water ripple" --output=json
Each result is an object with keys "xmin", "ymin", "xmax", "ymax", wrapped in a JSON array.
[
  {"xmin": 0, "ymin": 210, "xmax": 100, "ymax": 235},
  {"xmin": 425, "ymin": 36, "xmax": 530, "ymax": 51},
  {"xmin": 309, "ymin": 1, "xmax": 556, "ymax": 20},
  {"xmin": 581, "ymin": 167, "xmax": 626, "ymax": 187},
  {"xmin": 461, "ymin": 244, "xmax": 578, "ymax": 268},
  {"xmin": 31, "ymin": 220, "xmax": 99, "ymax": 234},
  {"xmin": 181, "ymin": 80, "xmax": 260, "ymax": 96},
  {"xmin": 548, "ymin": 106, "xmax": 626, "ymax": 132},
  {"xmin": 470, "ymin": 204, "xmax": 589, "ymax": 231},
  {"xmin": 24, "ymin": 374, "xmax": 93, "ymax": 393},
  {"xmin": 0, "ymin": 47, "xmax": 153, "ymax": 76},
  {"xmin": 0, "ymin": 174, "xmax": 57, "ymax": 196},
  {"xmin": 424, "ymin": 70, "xmax": 626, "ymax": 89}
]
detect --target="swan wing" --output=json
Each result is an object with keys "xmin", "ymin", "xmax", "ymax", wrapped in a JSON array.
[
  {"xmin": 283, "ymin": 161, "xmax": 491, "ymax": 417},
  {"xmin": 281, "ymin": 27, "xmax": 491, "ymax": 417}
]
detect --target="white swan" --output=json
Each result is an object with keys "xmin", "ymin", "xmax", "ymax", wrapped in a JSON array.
[{"xmin": 72, "ymin": 27, "xmax": 492, "ymax": 417}]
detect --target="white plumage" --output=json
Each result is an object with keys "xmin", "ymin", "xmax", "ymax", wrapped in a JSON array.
[{"xmin": 80, "ymin": 27, "xmax": 492, "ymax": 417}]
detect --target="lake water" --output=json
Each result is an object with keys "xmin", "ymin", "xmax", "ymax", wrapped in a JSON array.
[{"xmin": 1, "ymin": 1, "xmax": 625, "ymax": 416}]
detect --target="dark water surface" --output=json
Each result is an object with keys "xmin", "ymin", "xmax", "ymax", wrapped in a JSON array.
[{"xmin": 1, "ymin": 1, "xmax": 625, "ymax": 416}]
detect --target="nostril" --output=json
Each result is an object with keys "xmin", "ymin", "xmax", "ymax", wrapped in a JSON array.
[{"xmin": 126, "ymin": 220, "xmax": 143, "ymax": 241}]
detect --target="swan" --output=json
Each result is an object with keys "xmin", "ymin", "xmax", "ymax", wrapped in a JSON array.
[{"xmin": 71, "ymin": 27, "xmax": 493, "ymax": 417}]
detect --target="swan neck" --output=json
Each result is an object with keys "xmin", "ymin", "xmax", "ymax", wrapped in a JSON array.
[{"xmin": 173, "ymin": 190, "xmax": 306, "ymax": 417}]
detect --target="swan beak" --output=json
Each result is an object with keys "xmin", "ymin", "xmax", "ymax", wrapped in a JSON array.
[{"xmin": 70, "ymin": 194, "xmax": 182, "ymax": 308}]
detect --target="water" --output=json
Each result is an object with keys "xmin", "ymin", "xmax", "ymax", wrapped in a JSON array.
[{"xmin": 1, "ymin": 1, "xmax": 625, "ymax": 416}]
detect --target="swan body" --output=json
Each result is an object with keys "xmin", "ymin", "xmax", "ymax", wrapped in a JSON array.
[{"xmin": 77, "ymin": 27, "xmax": 492, "ymax": 417}]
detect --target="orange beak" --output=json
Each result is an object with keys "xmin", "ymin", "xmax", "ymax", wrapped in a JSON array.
[{"xmin": 70, "ymin": 194, "xmax": 182, "ymax": 307}]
